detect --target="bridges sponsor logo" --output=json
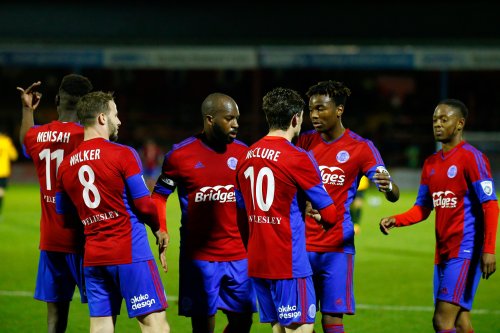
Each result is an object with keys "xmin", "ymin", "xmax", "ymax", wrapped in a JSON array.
[
  {"xmin": 432, "ymin": 191, "xmax": 457, "ymax": 208},
  {"xmin": 194, "ymin": 185, "xmax": 236, "ymax": 203},
  {"xmin": 130, "ymin": 293, "xmax": 156, "ymax": 310},
  {"xmin": 278, "ymin": 304, "xmax": 302, "ymax": 320},
  {"xmin": 319, "ymin": 166, "xmax": 345, "ymax": 186}
]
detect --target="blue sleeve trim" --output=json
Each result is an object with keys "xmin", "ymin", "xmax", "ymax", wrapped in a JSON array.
[{"xmin": 126, "ymin": 174, "xmax": 150, "ymax": 199}]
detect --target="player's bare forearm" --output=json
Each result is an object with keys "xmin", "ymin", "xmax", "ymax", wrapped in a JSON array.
[
  {"xmin": 19, "ymin": 108, "xmax": 35, "ymax": 144},
  {"xmin": 384, "ymin": 181, "xmax": 400, "ymax": 202}
]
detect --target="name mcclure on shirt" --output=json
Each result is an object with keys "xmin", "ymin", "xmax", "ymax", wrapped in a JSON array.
[{"xmin": 246, "ymin": 147, "xmax": 281, "ymax": 162}]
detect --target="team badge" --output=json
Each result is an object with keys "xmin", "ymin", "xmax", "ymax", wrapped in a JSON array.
[
  {"xmin": 447, "ymin": 165, "xmax": 457, "ymax": 178},
  {"xmin": 480, "ymin": 180, "xmax": 493, "ymax": 196},
  {"xmin": 336, "ymin": 150, "xmax": 350, "ymax": 163},
  {"xmin": 227, "ymin": 157, "xmax": 238, "ymax": 170},
  {"xmin": 308, "ymin": 304, "xmax": 316, "ymax": 319}
]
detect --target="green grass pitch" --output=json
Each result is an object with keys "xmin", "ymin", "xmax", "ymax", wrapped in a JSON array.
[{"xmin": 0, "ymin": 184, "xmax": 498, "ymax": 332}]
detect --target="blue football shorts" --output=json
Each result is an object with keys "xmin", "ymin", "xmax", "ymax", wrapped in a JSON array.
[
  {"xmin": 434, "ymin": 257, "xmax": 481, "ymax": 311},
  {"xmin": 34, "ymin": 250, "xmax": 86, "ymax": 303},
  {"xmin": 252, "ymin": 276, "xmax": 316, "ymax": 326},
  {"xmin": 308, "ymin": 251, "xmax": 355, "ymax": 314},
  {"xmin": 178, "ymin": 258, "xmax": 256, "ymax": 317},
  {"xmin": 85, "ymin": 259, "xmax": 168, "ymax": 318}
]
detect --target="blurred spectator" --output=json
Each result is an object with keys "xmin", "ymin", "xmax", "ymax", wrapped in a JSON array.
[{"xmin": 139, "ymin": 138, "xmax": 163, "ymax": 190}]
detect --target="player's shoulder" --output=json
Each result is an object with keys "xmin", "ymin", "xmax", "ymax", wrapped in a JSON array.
[
  {"xmin": 231, "ymin": 139, "xmax": 248, "ymax": 149},
  {"xmin": 105, "ymin": 140, "xmax": 139, "ymax": 156},
  {"xmin": 461, "ymin": 141, "xmax": 486, "ymax": 157},
  {"xmin": 170, "ymin": 136, "xmax": 198, "ymax": 153},
  {"xmin": 296, "ymin": 129, "xmax": 318, "ymax": 147},
  {"xmin": 345, "ymin": 129, "xmax": 371, "ymax": 144}
]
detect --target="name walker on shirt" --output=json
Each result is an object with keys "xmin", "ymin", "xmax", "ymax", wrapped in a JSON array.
[
  {"xmin": 70, "ymin": 149, "xmax": 101, "ymax": 166},
  {"xmin": 37, "ymin": 131, "xmax": 71, "ymax": 143}
]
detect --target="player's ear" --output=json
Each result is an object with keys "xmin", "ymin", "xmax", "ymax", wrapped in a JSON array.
[
  {"xmin": 336, "ymin": 105, "xmax": 344, "ymax": 118},
  {"xmin": 55, "ymin": 94, "xmax": 60, "ymax": 106},
  {"xmin": 205, "ymin": 114, "xmax": 214, "ymax": 125},
  {"xmin": 291, "ymin": 111, "xmax": 301, "ymax": 128},
  {"xmin": 97, "ymin": 112, "xmax": 106, "ymax": 125}
]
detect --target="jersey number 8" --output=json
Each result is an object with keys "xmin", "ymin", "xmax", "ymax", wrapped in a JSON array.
[{"xmin": 78, "ymin": 165, "xmax": 101, "ymax": 208}]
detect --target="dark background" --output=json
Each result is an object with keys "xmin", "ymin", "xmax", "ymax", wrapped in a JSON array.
[{"xmin": 2, "ymin": 2, "xmax": 500, "ymax": 169}]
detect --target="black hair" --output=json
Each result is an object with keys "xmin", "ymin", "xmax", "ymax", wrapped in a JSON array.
[
  {"xmin": 59, "ymin": 74, "xmax": 93, "ymax": 96},
  {"xmin": 306, "ymin": 80, "xmax": 351, "ymax": 107},
  {"xmin": 438, "ymin": 99, "xmax": 469, "ymax": 119},
  {"xmin": 58, "ymin": 74, "xmax": 93, "ymax": 111}
]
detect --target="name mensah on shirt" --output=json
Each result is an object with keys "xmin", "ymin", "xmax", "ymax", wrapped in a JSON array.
[
  {"xmin": 246, "ymin": 147, "xmax": 281, "ymax": 161},
  {"xmin": 70, "ymin": 149, "xmax": 101, "ymax": 166},
  {"xmin": 37, "ymin": 131, "xmax": 71, "ymax": 143}
]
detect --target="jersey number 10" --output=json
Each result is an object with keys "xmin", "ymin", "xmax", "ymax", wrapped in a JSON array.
[{"xmin": 243, "ymin": 166, "xmax": 275, "ymax": 212}]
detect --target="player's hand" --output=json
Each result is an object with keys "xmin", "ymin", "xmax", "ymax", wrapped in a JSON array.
[
  {"xmin": 481, "ymin": 253, "xmax": 496, "ymax": 279},
  {"xmin": 379, "ymin": 217, "xmax": 396, "ymax": 235},
  {"xmin": 155, "ymin": 230, "xmax": 169, "ymax": 273},
  {"xmin": 16, "ymin": 81, "xmax": 42, "ymax": 111},
  {"xmin": 374, "ymin": 166, "xmax": 392, "ymax": 193},
  {"xmin": 307, "ymin": 207, "xmax": 333, "ymax": 231}
]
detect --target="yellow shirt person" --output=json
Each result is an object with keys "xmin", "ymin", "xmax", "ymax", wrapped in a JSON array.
[
  {"xmin": 0, "ymin": 133, "xmax": 18, "ymax": 178},
  {"xmin": 352, "ymin": 176, "xmax": 369, "ymax": 234},
  {"xmin": 0, "ymin": 132, "xmax": 18, "ymax": 215}
]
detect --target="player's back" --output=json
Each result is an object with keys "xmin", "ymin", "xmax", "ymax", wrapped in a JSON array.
[
  {"xmin": 57, "ymin": 138, "xmax": 153, "ymax": 266},
  {"xmin": 23, "ymin": 121, "xmax": 84, "ymax": 253},
  {"xmin": 236, "ymin": 136, "xmax": 325, "ymax": 279}
]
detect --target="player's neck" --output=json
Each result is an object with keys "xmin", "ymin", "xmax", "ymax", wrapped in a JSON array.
[
  {"xmin": 441, "ymin": 137, "xmax": 463, "ymax": 152},
  {"xmin": 84, "ymin": 127, "xmax": 109, "ymax": 142},
  {"xmin": 58, "ymin": 110, "xmax": 79, "ymax": 123},
  {"xmin": 321, "ymin": 125, "xmax": 345, "ymax": 142},
  {"xmin": 200, "ymin": 133, "xmax": 227, "ymax": 153},
  {"xmin": 267, "ymin": 129, "xmax": 293, "ymax": 142}
]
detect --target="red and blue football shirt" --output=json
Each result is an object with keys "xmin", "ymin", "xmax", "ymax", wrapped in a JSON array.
[
  {"xmin": 153, "ymin": 134, "xmax": 248, "ymax": 261},
  {"xmin": 56, "ymin": 138, "xmax": 154, "ymax": 266},
  {"xmin": 23, "ymin": 121, "xmax": 84, "ymax": 253},
  {"xmin": 236, "ymin": 136, "xmax": 334, "ymax": 279},
  {"xmin": 296, "ymin": 129, "xmax": 387, "ymax": 253},
  {"xmin": 414, "ymin": 141, "xmax": 497, "ymax": 263}
]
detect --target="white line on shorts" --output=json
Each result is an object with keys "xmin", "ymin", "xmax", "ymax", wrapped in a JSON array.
[{"xmin": 1, "ymin": 290, "xmax": 498, "ymax": 315}]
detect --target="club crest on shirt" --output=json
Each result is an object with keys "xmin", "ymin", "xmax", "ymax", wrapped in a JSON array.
[
  {"xmin": 480, "ymin": 180, "xmax": 493, "ymax": 196},
  {"xmin": 227, "ymin": 157, "xmax": 238, "ymax": 170},
  {"xmin": 447, "ymin": 165, "xmax": 457, "ymax": 178},
  {"xmin": 336, "ymin": 150, "xmax": 350, "ymax": 163}
]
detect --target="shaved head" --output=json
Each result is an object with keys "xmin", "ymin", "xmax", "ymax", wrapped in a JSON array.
[{"xmin": 201, "ymin": 93, "xmax": 237, "ymax": 117}]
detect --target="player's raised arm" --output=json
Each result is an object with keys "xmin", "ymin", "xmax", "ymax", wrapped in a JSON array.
[{"xmin": 17, "ymin": 81, "xmax": 42, "ymax": 144}]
